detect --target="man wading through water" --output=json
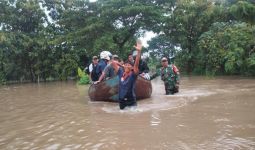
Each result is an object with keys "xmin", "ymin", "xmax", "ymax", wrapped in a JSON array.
[
  {"xmin": 111, "ymin": 40, "xmax": 142, "ymax": 109},
  {"xmin": 150, "ymin": 57, "xmax": 180, "ymax": 95}
]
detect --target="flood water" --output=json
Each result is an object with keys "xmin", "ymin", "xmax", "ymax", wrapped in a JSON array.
[{"xmin": 0, "ymin": 76, "xmax": 255, "ymax": 150}]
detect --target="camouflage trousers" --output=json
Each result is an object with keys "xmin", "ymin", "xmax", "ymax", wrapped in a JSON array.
[{"xmin": 164, "ymin": 82, "xmax": 179, "ymax": 95}]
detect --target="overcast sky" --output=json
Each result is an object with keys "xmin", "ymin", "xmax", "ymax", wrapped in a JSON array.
[{"xmin": 140, "ymin": 31, "xmax": 157, "ymax": 47}]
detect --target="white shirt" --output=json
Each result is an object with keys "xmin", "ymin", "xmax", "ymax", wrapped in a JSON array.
[{"xmin": 89, "ymin": 63, "xmax": 93, "ymax": 73}]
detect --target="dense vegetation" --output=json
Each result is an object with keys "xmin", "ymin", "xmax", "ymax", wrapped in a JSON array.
[{"xmin": 0, "ymin": 0, "xmax": 254, "ymax": 84}]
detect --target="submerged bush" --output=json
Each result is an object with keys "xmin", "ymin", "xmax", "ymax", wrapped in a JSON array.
[{"xmin": 77, "ymin": 67, "xmax": 90, "ymax": 85}]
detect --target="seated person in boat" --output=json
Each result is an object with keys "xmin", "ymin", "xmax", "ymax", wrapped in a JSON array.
[
  {"xmin": 150, "ymin": 57, "xmax": 180, "ymax": 95},
  {"xmin": 132, "ymin": 50, "xmax": 150, "ymax": 80},
  {"xmin": 95, "ymin": 55, "xmax": 120, "ymax": 83},
  {"xmin": 111, "ymin": 40, "xmax": 142, "ymax": 109}
]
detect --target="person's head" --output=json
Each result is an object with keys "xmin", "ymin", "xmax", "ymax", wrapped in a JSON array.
[
  {"xmin": 161, "ymin": 57, "xmax": 169, "ymax": 67},
  {"xmin": 112, "ymin": 55, "xmax": 119, "ymax": 62},
  {"xmin": 128, "ymin": 53, "xmax": 134, "ymax": 62},
  {"xmin": 120, "ymin": 59, "xmax": 124, "ymax": 65},
  {"xmin": 92, "ymin": 56, "xmax": 98, "ymax": 64},
  {"xmin": 123, "ymin": 62, "xmax": 133, "ymax": 73}
]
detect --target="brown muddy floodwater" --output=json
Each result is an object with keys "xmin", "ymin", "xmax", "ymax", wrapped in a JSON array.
[{"xmin": 0, "ymin": 77, "xmax": 255, "ymax": 150}]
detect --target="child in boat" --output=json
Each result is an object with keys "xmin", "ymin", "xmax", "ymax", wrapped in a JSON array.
[{"xmin": 111, "ymin": 40, "xmax": 142, "ymax": 109}]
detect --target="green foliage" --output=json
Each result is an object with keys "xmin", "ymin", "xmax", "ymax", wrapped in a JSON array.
[
  {"xmin": 54, "ymin": 53, "xmax": 79, "ymax": 80},
  {"xmin": 197, "ymin": 22, "xmax": 255, "ymax": 75},
  {"xmin": 246, "ymin": 53, "xmax": 255, "ymax": 75},
  {"xmin": 0, "ymin": 72, "xmax": 6, "ymax": 85},
  {"xmin": 78, "ymin": 75, "xmax": 90, "ymax": 85},
  {"xmin": 147, "ymin": 57, "xmax": 160, "ymax": 73},
  {"xmin": 77, "ymin": 67, "xmax": 90, "ymax": 85},
  {"xmin": 78, "ymin": 67, "xmax": 85, "ymax": 78},
  {"xmin": 0, "ymin": 0, "xmax": 255, "ymax": 84},
  {"xmin": 160, "ymin": 0, "xmax": 229, "ymax": 73},
  {"xmin": 230, "ymin": 1, "xmax": 255, "ymax": 25},
  {"xmin": 247, "ymin": 53, "xmax": 255, "ymax": 67},
  {"xmin": 148, "ymin": 35, "xmax": 177, "ymax": 59}
]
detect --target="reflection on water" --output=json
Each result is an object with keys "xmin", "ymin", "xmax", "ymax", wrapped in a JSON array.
[{"xmin": 0, "ymin": 77, "xmax": 255, "ymax": 149}]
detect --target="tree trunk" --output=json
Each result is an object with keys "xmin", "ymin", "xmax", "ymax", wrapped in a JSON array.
[
  {"xmin": 37, "ymin": 75, "xmax": 40, "ymax": 83},
  {"xmin": 29, "ymin": 65, "xmax": 36, "ymax": 82}
]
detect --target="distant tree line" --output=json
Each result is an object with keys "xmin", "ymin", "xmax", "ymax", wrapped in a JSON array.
[
  {"xmin": 148, "ymin": 0, "xmax": 255, "ymax": 76},
  {"xmin": 0, "ymin": 0, "xmax": 254, "ymax": 84}
]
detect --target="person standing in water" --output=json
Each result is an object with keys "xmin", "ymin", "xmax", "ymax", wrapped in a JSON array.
[
  {"xmin": 111, "ymin": 40, "xmax": 142, "ymax": 109},
  {"xmin": 150, "ymin": 57, "xmax": 180, "ymax": 95},
  {"xmin": 88, "ymin": 56, "xmax": 99, "ymax": 82}
]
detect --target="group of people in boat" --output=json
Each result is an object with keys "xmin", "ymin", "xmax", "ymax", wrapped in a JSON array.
[{"xmin": 87, "ymin": 40, "xmax": 180, "ymax": 109}]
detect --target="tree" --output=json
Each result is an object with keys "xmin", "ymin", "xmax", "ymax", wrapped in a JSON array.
[
  {"xmin": 1, "ymin": 0, "xmax": 255, "ymax": 84},
  {"xmin": 162, "ymin": 0, "xmax": 228, "ymax": 73},
  {"xmin": 0, "ymin": 0, "xmax": 47, "ymax": 82},
  {"xmin": 197, "ymin": 22, "xmax": 255, "ymax": 75},
  {"xmin": 230, "ymin": 1, "xmax": 255, "ymax": 25},
  {"xmin": 147, "ymin": 35, "xmax": 177, "ymax": 59}
]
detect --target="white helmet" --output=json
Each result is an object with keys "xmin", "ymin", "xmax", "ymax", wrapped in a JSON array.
[
  {"xmin": 100, "ymin": 51, "xmax": 111, "ymax": 60},
  {"xmin": 106, "ymin": 51, "xmax": 112, "ymax": 58}
]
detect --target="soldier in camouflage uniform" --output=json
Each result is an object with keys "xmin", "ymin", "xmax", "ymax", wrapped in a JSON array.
[{"xmin": 150, "ymin": 57, "xmax": 180, "ymax": 95}]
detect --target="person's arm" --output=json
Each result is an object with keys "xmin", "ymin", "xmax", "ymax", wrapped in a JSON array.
[
  {"xmin": 98, "ymin": 64, "xmax": 112, "ymax": 82},
  {"xmin": 94, "ymin": 64, "xmax": 111, "ymax": 84},
  {"xmin": 150, "ymin": 69, "xmax": 160, "ymax": 80},
  {"xmin": 111, "ymin": 61, "xmax": 120, "ymax": 73},
  {"xmin": 133, "ymin": 40, "xmax": 142, "ymax": 75},
  {"xmin": 97, "ymin": 72, "xmax": 105, "ymax": 83},
  {"xmin": 173, "ymin": 65, "xmax": 180, "ymax": 84},
  {"xmin": 89, "ymin": 72, "xmax": 92, "ymax": 81}
]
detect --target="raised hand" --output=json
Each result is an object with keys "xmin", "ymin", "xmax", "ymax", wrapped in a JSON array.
[{"xmin": 134, "ymin": 39, "xmax": 142, "ymax": 52}]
